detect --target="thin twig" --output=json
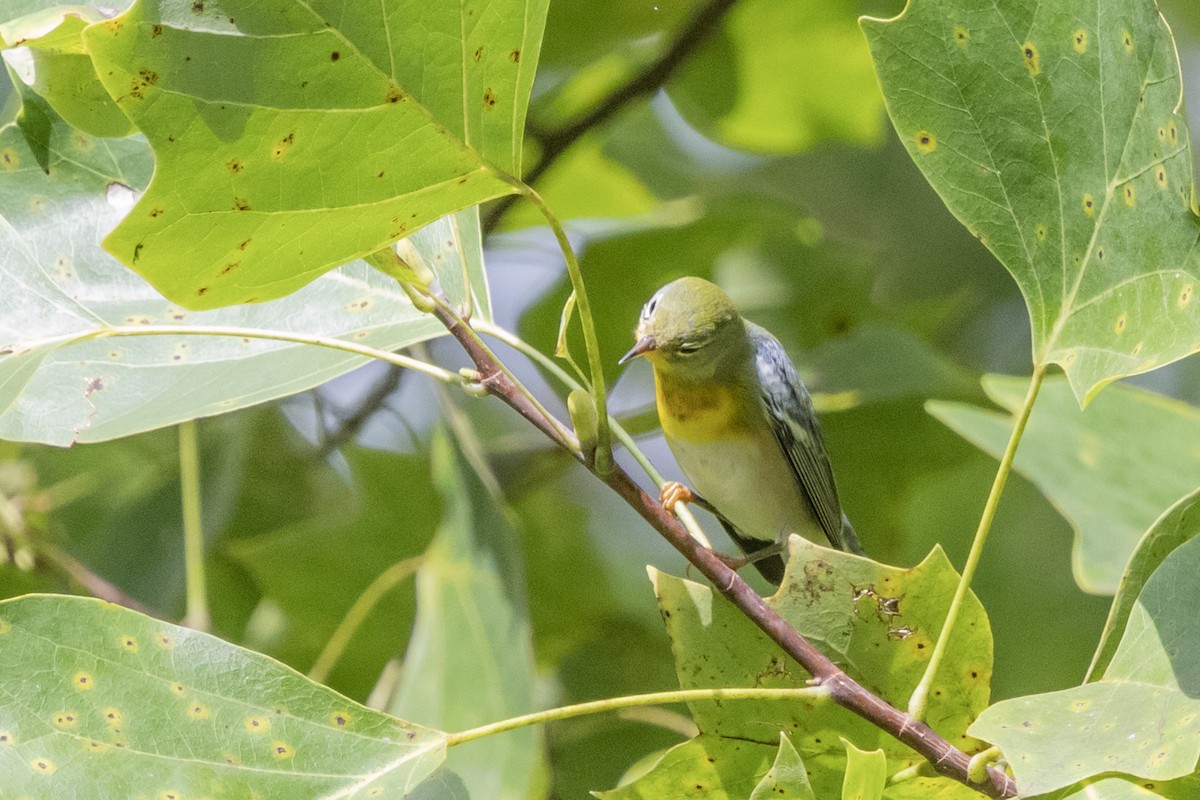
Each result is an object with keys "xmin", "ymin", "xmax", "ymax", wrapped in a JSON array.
[
  {"xmin": 430, "ymin": 297, "xmax": 1017, "ymax": 799},
  {"xmin": 316, "ymin": 364, "xmax": 407, "ymax": 457},
  {"xmin": 482, "ymin": 0, "xmax": 739, "ymax": 233}
]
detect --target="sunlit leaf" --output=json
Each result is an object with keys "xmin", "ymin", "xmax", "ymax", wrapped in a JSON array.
[
  {"xmin": 928, "ymin": 375, "xmax": 1200, "ymax": 593},
  {"xmin": 81, "ymin": 0, "xmax": 547, "ymax": 308},
  {"xmin": 840, "ymin": 739, "xmax": 886, "ymax": 800},
  {"xmin": 0, "ymin": 7, "xmax": 133, "ymax": 137},
  {"xmin": 668, "ymin": 0, "xmax": 884, "ymax": 154},
  {"xmin": 0, "ymin": 594, "xmax": 448, "ymax": 797},
  {"xmin": 863, "ymin": 0, "xmax": 1200, "ymax": 402},
  {"xmin": 643, "ymin": 540, "xmax": 991, "ymax": 793},
  {"xmin": 0, "ymin": 112, "xmax": 488, "ymax": 445}
]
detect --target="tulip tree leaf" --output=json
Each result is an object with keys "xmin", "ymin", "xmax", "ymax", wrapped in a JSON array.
[
  {"xmin": 0, "ymin": 115, "xmax": 488, "ymax": 446},
  {"xmin": 627, "ymin": 540, "xmax": 991, "ymax": 796},
  {"xmin": 863, "ymin": 0, "xmax": 1200, "ymax": 404},
  {"xmin": 387, "ymin": 431, "xmax": 543, "ymax": 800},
  {"xmin": 928, "ymin": 375, "xmax": 1200, "ymax": 594},
  {"xmin": 0, "ymin": 594, "xmax": 449, "ymax": 798},
  {"xmin": 80, "ymin": 0, "xmax": 547, "ymax": 309},
  {"xmin": 969, "ymin": 535, "xmax": 1200, "ymax": 795},
  {"xmin": 1088, "ymin": 488, "xmax": 1200, "ymax": 681},
  {"xmin": 0, "ymin": 7, "xmax": 134, "ymax": 138}
]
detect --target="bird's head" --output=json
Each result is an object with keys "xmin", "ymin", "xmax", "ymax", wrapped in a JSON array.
[{"xmin": 619, "ymin": 277, "xmax": 746, "ymax": 378}]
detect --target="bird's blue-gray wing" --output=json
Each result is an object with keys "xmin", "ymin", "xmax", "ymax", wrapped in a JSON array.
[{"xmin": 750, "ymin": 324, "xmax": 863, "ymax": 555}]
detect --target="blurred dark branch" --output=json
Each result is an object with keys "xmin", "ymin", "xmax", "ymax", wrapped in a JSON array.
[
  {"xmin": 428, "ymin": 290, "xmax": 1016, "ymax": 799},
  {"xmin": 482, "ymin": 0, "xmax": 739, "ymax": 234},
  {"xmin": 315, "ymin": 364, "xmax": 407, "ymax": 457}
]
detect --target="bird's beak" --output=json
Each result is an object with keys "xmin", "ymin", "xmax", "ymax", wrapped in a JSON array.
[{"xmin": 619, "ymin": 336, "xmax": 657, "ymax": 365}]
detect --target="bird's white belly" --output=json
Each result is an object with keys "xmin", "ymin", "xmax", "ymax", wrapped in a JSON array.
[{"xmin": 665, "ymin": 432, "xmax": 826, "ymax": 546}]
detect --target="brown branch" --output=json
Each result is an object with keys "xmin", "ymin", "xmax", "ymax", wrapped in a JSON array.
[
  {"xmin": 430, "ymin": 298, "xmax": 1017, "ymax": 798},
  {"xmin": 483, "ymin": 0, "xmax": 738, "ymax": 234}
]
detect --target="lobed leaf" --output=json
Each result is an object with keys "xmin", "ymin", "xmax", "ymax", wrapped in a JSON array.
[
  {"xmin": 863, "ymin": 0, "xmax": 1200, "ymax": 403},
  {"xmin": 928, "ymin": 375, "xmax": 1200, "ymax": 593},
  {"xmin": 0, "ymin": 594, "xmax": 449, "ymax": 798},
  {"xmin": 0, "ymin": 111, "xmax": 488, "ymax": 445},
  {"xmin": 970, "ymin": 535, "xmax": 1200, "ymax": 794},
  {"xmin": 386, "ymin": 430, "xmax": 543, "ymax": 799},
  {"xmin": 636, "ymin": 540, "xmax": 992, "ymax": 795},
  {"xmin": 81, "ymin": 0, "xmax": 547, "ymax": 309}
]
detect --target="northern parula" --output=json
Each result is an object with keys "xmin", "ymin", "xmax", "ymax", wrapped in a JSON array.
[{"xmin": 619, "ymin": 276, "xmax": 864, "ymax": 583}]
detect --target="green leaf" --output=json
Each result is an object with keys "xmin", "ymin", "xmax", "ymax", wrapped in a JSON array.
[
  {"xmin": 0, "ymin": 111, "xmax": 489, "ymax": 445},
  {"xmin": 227, "ymin": 446, "xmax": 442, "ymax": 698},
  {"xmin": 1088, "ymin": 488, "xmax": 1200, "ymax": 680},
  {"xmin": 863, "ymin": 0, "xmax": 1200, "ymax": 402},
  {"xmin": 81, "ymin": 0, "xmax": 547, "ymax": 309},
  {"xmin": 1053, "ymin": 778, "xmax": 1170, "ymax": 799},
  {"xmin": 970, "ymin": 535, "xmax": 1200, "ymax": 794},
  {"xmin": 667, "ymin": 0, "xmax": 884, "ymax": 154},
  {"xmin": 0, "ymin": 7, "xmax": 134, "ymax": 137},
  {"xmin": 0, "ymin": 594, "xmax": 447, "ymax": 797},
  {"xmin": 841, "ymin": 739, "xmax": 886, "ymax": 800},
  {"xmin": 387, "ymin": 429, "xmax": 544, "ymax": 800},
  {"xmin": 928, "ymin": 375, "xmax": 1200, "ymax": 593},
  {"xmin": 749, "ymin": 734, "xmax": 817, "ymax": 800},
  {"xmin": 498, "ymin": 137, "xmax": 658, "ymax": 230},
  {"xmin": 595, "ymin": 734, "xmax": 775, "ymax": 800},
  {"xmin": 649, "ymin": 540, "xmax": 991, "ymax": 788}
]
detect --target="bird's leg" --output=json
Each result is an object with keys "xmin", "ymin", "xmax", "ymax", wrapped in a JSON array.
[{"xmin": 706, "ymin": 541, "xmax": 789, "ymax": 577}]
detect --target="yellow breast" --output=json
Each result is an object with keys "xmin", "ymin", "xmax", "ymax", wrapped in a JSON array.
[{"xmin": 654, "ymin": 372, "xmax": 752, "ymax": 443}]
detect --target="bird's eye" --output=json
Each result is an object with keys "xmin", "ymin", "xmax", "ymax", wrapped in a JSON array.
[
  {"xmin": 677, "ymin": 341, "xmax": 704, "ymax": 355},
  {"xmin": 645, "ymin": 298, "xmax": 658, "ymax": 318}
]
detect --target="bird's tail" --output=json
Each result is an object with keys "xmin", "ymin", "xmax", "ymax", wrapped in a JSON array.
[{"xmin": 839, "ymin": 514, "xmax": 866, "ymax": 556}]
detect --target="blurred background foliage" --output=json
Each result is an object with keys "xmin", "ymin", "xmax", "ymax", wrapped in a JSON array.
[{"xmin": 3, "ymin": 0, "xmax": 1200, "ymax": 796}]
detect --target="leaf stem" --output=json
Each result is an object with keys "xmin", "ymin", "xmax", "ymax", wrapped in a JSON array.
[
  {"xmin": 178, "ymin": 419, "xmax": 209, "ymax": 632},
  {"xmin": 908, "ymin": 365, "xmax": 1047, "ymax": 722},
  {"xmin": 501, "ymin": 180, "xmax": 613, "ymax": 471},
  {"xmin": 446, "ymin": 686, "xmax": 829, "ymax": 747},
  {"xmin": 86, "ymin": 325, "xmax": 464, "ymax": 384},
  {"xmin": 308, "ymin": 556, "xmax": 423, "ymax": 684}
]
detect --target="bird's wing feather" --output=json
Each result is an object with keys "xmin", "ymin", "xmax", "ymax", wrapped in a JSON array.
[{"xmin": 750, "ymin": 324, "xmax": 857, "ymax": 553}]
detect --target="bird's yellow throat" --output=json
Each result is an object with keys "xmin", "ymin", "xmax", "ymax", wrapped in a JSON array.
[{"xmin": 653, "ymin": 370, "xmax": 752, "ymax": 443}]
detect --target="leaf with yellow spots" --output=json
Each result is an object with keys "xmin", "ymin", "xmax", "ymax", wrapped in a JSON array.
[
  {"xmin": 81, "ymin": 0, "xmax": 548, "ymax": 309},
  {"xmin": 0, "ymin": 594, "xmax": 463, "ymax": 798},
  {"xmin": 863, "ymin": 0, "xmax": 1200, "ymax": 404},
  {"xmin": 928, "ymin": 375, "xmax": 1200, "ymax": 593},
  {"xmin": 970, "ymin": 534, "xmax": 1200, "ymax": 794}
]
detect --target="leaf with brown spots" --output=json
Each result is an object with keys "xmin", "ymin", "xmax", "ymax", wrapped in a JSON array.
[{"xmin": 82, "ymin": 0, "xmax": 549, "ymax": 309}]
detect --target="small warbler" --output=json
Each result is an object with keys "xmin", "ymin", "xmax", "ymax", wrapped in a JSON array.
[{"xmin": 619, "ymin": 276, "xmax": 864, "ymax": 583}]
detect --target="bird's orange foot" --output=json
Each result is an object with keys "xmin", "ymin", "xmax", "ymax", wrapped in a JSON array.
[{"xmin": 659, "ymin": 481, "xmax": 695, "ymax": 513}]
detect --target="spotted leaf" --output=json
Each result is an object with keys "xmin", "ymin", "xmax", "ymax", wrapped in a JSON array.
[
  {"xmin": 863, "ymin": 0, "xmax": 1200, "ymax": 403},
  {"xmin": 0, "ymin": 594, "xmax": 454, "ymax": 798}
]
